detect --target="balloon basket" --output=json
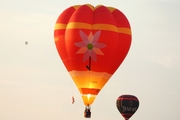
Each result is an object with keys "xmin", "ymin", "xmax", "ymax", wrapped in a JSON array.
[{"xmin": 84, "ymin": 107, "xmax": 91, "ymax": 118}]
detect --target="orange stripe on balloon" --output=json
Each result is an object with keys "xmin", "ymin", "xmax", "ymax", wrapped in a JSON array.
[
  {"xmin": 69, "ymin": 70, "xmax": 112, "ymax": 78},
  {"xmin": 92, "ymin": 24, "xmax": 117, "ymax": 32},
  {"xmin": 81, "ymin": 88, "xmax": 100, "ymax": 95},
  {"xmin": 55, "ymin": 22, "xmax": 131, "ymax": 35},
  {"xmin": 67, "ymin": 22, "xmax": 92, "ymax": 29},
  {"xmin": 54, "ymin": 23, "xmax": 66, "ymax": 30},
  {"xmin": 118, "ymin": 28, "xmax": 131, "ymax": 35}
]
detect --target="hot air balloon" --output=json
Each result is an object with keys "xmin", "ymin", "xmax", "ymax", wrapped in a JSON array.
[
  {"xmin": 54, "ymin": 4, "xmax": 132, "ymax": 118},
  {"xmin": 116, "ymin": 95, "xmax": 139, "ymax": 120}
]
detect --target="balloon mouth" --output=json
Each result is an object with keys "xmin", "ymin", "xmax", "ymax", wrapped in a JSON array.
[
  {"xmin": 82, "ymin": 94, "xmax": 96, "ymax": 106},
  {"xmin": 87, "ymin": 94, "xmax": 91, "ymax": 99},
  {"xmin": 80, "ymin": 88, "xmax": 100, "ymax": 106}
]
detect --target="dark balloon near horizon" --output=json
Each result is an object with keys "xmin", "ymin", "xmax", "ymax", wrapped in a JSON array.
[{"xmin": 116, "ymin": 95, "xmax": 139, "ymax": 120}]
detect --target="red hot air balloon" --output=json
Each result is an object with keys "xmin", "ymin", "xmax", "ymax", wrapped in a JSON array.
[
  {"xmin": 116, "ymin": 95, "xmax": 139, "ymax": 120},
  {"xmin": 54, "ymin": 4, "xmax": 132, "ymax": 118}
]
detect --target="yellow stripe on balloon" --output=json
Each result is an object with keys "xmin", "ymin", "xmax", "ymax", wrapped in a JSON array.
[
  {"xmin": 54, "ymin": 23, "xmax": 67, "ymax": 30},
  {"xmin": 118, "ymin": 28, "xmax": 132, "ymax": 35},
  {"xmin": 67, "ymin": 22, "xmax": 92, "ymax": 29},
  {"xmin": 55, "ymin": 22, "xmax": 131, "ymax": 35},
  {"xmin": 92, "ymin": 24, "xmax": 117, "ymax": 32}
]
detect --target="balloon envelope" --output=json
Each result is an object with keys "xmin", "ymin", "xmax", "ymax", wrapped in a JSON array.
[
  {"xmin": 54, "ymin": 4, "xmax": 132, "ymax": 106},
  {"xmin": 116, "ymin": 95, "xmax": 139, "ymax": 120}
]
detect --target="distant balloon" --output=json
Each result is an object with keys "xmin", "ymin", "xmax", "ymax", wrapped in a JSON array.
[
  {"xmin": 25, "ymin": 41, "xmax": 28, "ymax": 45},
  {"xmin": 116, "ymin": 95, "xmax": 139, "ymax": 120}
]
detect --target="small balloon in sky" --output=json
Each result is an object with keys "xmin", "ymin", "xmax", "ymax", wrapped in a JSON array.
[
  {"xmin": 116, "ymin": 95, "xmax": 139, "ymax": 120},
  {"xmin": 25, "ymin": 41, "xmax": 28, "ymax": 45}
]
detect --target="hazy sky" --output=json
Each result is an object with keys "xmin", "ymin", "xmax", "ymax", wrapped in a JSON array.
[{"xmin": 1, "ymin": 0, "xmax": 180, "ymax": 120}]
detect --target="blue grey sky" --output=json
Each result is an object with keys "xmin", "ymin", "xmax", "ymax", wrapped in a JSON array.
[{"xmin": 1, "ymin": 0, "xmax": 180, "ymax": 120}]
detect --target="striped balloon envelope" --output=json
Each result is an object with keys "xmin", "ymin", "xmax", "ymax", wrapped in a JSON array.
[
  {"xmin": 54, "ymin": 4, "xmax": 131, "ymax": 107},
  {"xmin": 116, "ymin": 95, "xmax": 139, "ymax": 120}
]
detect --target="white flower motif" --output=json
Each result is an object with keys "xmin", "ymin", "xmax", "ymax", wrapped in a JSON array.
[{"xmin": 75, "ymin": 30, "xmax": 106, "ymax": 62}]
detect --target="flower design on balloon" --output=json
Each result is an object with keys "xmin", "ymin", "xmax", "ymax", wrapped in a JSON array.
[{"xmin": 75, "ymin": 30, "xmax": 106, "ymax": 62}]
